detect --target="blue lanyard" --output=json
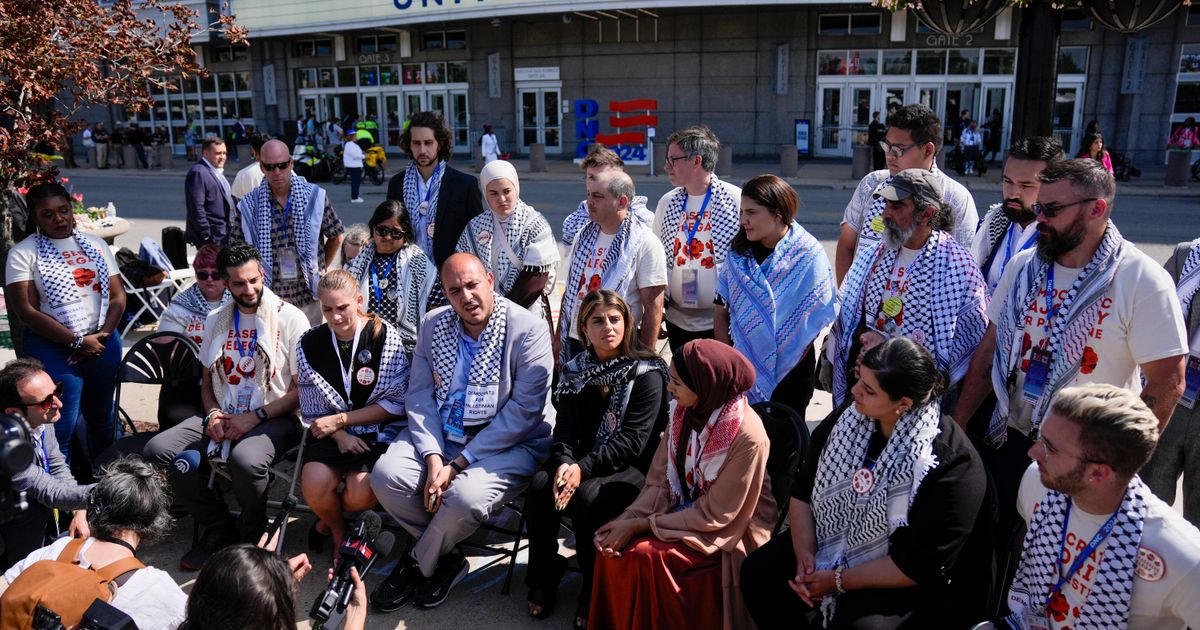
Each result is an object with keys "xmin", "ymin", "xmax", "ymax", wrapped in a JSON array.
[
  {"xmin": 370, "ymin": 252, "xmax": 398, "ymax": 304},
  {"xmin": 683, "ymin": 184, "xmax": 714, "ymax": 251},
  {"xmin": 1043, "ymin": 266, "xmax": 1058, "ymax": 335},
  {"xmin": 277, "ymin": 194, "xmax": 293, "ymax": 238},
  {"xmin": 1001, "ymin": 223, "xmax": 1037, "ymax": 277},
  {"xmin": 38, "ymin": 437, "xmax": 49, "ymax": 473},
  {"xmin": 232, "ymin": 310, "xmax": 257, "ymax": 358},
  {"xmin": 422, "ymin": 162, "xmax": 444, "ymax": 205},
  {"xmin": 1044, "ymin": 500, "xmax": 1120, "ymax": 611}
]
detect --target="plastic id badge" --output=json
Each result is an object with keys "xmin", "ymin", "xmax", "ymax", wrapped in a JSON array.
[
  {"xmin": 1181, "ymin": 355, "xmax": 1200, "ymax": 409},
  {"xmin": 277, "ymin": 247, "xmax": 300, "ymax": 281},
  {"xmin": 681, "ymin": 269, "xmax": 700, "ymax": 308},
  {"xmin": 1022, "ymin": 348, "xmax": 1053, "ymax": 404},
  {"xmin": 235, "ymin": 385, "xmax": 254, "ymax": 414},
  {"xmin": 443, "ymin": 395, "xmax": 467, "ymax": 445}
]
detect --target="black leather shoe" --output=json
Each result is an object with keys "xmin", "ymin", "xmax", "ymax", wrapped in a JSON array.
[
  {"xmin": 370, "ymin": 554, "xmax": 422, "ymax": 613},
  {"xmin": 308, "ymin": 519, "xmax": 332, "ymax": 553},
  {"xmin": 414, "ymin": 549, "xmax": 468, "ymax": 609}
]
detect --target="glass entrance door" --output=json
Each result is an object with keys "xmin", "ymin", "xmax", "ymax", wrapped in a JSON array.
[
  {"xmin": 1053, "ymin": 83, "xmax": 1083, "ymax": 156},
  {"xmin": 817, "ymin": 85, "xmax": 843, "ymax": 156},
  {"xmin": 849, "ymin": 85, "xmax": 874, "ymax": 147},
  {"xmin": 982, "ymin": 85, "xmax": 1010, "ymax": 157},
  {"xmin": 884, "ymin": 86, "xmax": 907, "ymax": 122},
  {"xmin": 517, "ymin": 88, "xmax": 562, "ymax": 154}
]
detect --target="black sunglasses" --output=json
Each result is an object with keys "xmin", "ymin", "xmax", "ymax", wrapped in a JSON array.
[
  {"xmin": 374, "ymin": 226, "xmax": 406, "ymax": 240},
  {"xmin": 22, "ymin": 381, "xmax": 64, "ymax": 412},
  {"xmin": 195, "ymin": 271, "xmax": 221, "ymax": 281},
  {"xmin": 1033, "ymin": 197, "xmax": 1099, "ymax": 219},
  {"xmin": 262, "ymin": 160, "xmax": 292, "ymax": 172}
]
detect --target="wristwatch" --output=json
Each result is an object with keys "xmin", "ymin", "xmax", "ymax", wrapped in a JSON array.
[
  {"xmin": 449, "ymin": 459, "xmax": 465, "ymax": 474},
  {"xmin": 254, "ymin": 407, "xmax": 269, "ymax": 422},
  {"xmin": 70, "ymin": 333, "xmax": 84, "ymax": 350}
]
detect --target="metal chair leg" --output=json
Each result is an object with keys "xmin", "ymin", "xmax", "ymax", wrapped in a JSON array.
[{"xmin": 501, "ymin": 507, "xmax": 527, "ymax": 595}]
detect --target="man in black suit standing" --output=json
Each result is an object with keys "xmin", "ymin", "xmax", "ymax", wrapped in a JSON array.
[
  {"xmin": 185, "ymin": 137, "xmax": 234, "ymax": 247},
  {"xmin": 387, "ymin": 111, "xmax": 483, "ymax": 269}
]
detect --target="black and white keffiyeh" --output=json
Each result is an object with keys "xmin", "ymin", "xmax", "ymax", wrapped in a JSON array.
[
  {"xmin": 555, "ymin": 352, "xmax": 667, "ymax": 448},
  {"xmin": 559, "ymin": 214, "xmax": 649, "ymax": 365},
  {"xmin": 236, "ymin": 174, "xmax": 323, "ymax": 297},
  {"xmin": 988, "ymin": 222, "xmax": 1127, "ymax": 445},
  {"xmin": 1176, "ymin": 237, "xmax": 1200, "ymax": 318},
  {"xmin": 832, "ymin": 232, "xmax": 988, "ymax": 406},
  {"xmin": 34, "ymin": 231, "xmax": 110, "ymax": 335},
  {"xmin": 429, "ymin": 295, "xmax": 509, "ymax": 426},
  {"xmin": 562, "ymin": 195, "xmax": 654, "ymax": 248},
  {"xmin": 455, "ymin": 200, "xmax": 558, "ymax": 296},
  {"xmin": 345, "ymin": 242, "xmax": 434, "ymax": 348},
  {"xmin": 980, "ymin": 202, "xmax": 1009, "ymax": 261},
  {"xmin": 856, "ymin": 163, "xmax": 950, "ymax": 249},
  {"xmin": 1006, "ymin": 476, "xmax": 1150, "ymax": 630},
  {"xmin": 171, "ymin": 283, "xmax": 231, "ymax": 318},
  {"xmin": 401, "ymin": 160, "xmax": 445, "ymax": 260},
  {"xmin": 657, "ymin": 175, "xmax": 740, "ymax": 272},
  {"xmin": 296, "ymin": 317, "xmax": 410, "ymax": 436},
  {"xmin": 810, "ymin": 402, "xmax": 942, "ymax": 623}
]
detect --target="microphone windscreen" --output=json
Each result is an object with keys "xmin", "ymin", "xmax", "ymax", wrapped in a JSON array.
[
  {"xmin": 172, "ymin": 450, "xmax": 202, "ymax": 475},
  {"xmin": 359, "ymin": 510, "xmax": 382, "ymax": 541},
  {"xmin": 373, "ymin": 531, "xmax": 396, "ymax": 557}
]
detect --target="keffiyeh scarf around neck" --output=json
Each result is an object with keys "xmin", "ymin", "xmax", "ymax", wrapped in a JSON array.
[
  {"xmin": 561, "ymin": 195, "xmax": 653, "ymax": 248},
  {"xmin": 555, "ymin": 352, "xmax": 667, "ymax": 449},
  {"xmin": 832, "ymin": 232, "xmax": 988, "ymax": 406},
  {"xmin": 559, "ymin": 214, "xmax": 648, "ymax": 366},
  {"xmin": 34, "ymin": 231, "xmax": 110, "ymax": 335},
  {"xmin": 238, "ymin": 174, "xmax": 322, "ymax": 296},
  {"xmin": 345, "ymin": 242, "xmax": 433, "ymax": 348},
  {"xmin": 172, "ymin": 283, "xmax": 231, "ymax": 318},
  {"xmin": 1006, "ymin": 476, "xmax": 1150, "ymax": 630},
  {"xmin": 810, "ymin": 402, "xmax": 942, "ymax": 624},
  {"xmin": 402, "ymin": 160, "xmax": 445, "ymax": 260},
  {"xmin": 658, "ymin": 175, "xmax": 740, "ymax": 272},
  {"xmin": 857, "ymin": 163, "xmax": 945, "ymax": 248},
  {"xmin": 296, "ymin": 317, "xmax": 409, "ymax": 437},
  {"xmin": 720, "ymin": 222, "xmax": 837, "ymax": 403},
  {"xmin": 455, "ymin": 201, "xmax": 558, "ymax": 296},
  {"xmin": 1175, "ymin": 237, "xmax": 1200, "ymax": 318},
  {"xmin": 665, "ymin": 396, "xmax": 744, "ymax": 511},
  {"xmin": 988, "ymin": 223, "xmax": 1128, "ymax": 445},
  {"xmin": 201, "ymin": 287, "xmax": 286, "ymax": 412},
  {"xmin": 429, "ymin": 295, "xmax": 508, "ymax": 425}
]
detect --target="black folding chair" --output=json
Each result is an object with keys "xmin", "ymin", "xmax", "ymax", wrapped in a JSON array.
[
  {"xmin": 752, "ymin": 401, "xmax": 811, "ymax": 535},
  {"xmin": 112, "ymin": 331, "xmax": 202, "ymax": 440}
]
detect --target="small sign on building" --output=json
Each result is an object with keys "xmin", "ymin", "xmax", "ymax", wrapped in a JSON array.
[{"xmin": 1121, "ymin": 36, "xmax": 1148, "ymax": 95}]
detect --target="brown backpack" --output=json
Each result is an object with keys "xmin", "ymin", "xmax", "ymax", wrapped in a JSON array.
[{"xmin": 0, "ymin": 537, "xmax": 143, "ymax": 630}]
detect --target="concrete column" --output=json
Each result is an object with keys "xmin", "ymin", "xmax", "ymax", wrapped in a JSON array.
[
  {"xmin": 1166, "ymin": 151, "xmax": 1191, "ymax": 187},
  {"xmin": 717, "ymin": 145, "xmax": 733, "ymax": 178},
  {"xmin": 86, "ymin": 147, "xmax": 97, "ymax": 169},
  {"xmin": 474, "ymin": 145, "xmax": 484, "ymax": 172},
  {"xmin": 122, "ymin": 145, "xmax": 138, "ymax": 169},
  {"xmin": 779, "ymin": 145, "xmax": 798, "ymax": 178},
  {"xmin": 529, "ymin": 143, "xmax": 547, "ymax": 172},
  {"xmin": 158, "ymin": 145, "xmax": 174, "ymax": 170}
]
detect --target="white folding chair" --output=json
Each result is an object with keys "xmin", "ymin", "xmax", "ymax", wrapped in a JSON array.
[{"xmin": 111, "ymin": 245, "xmax": 176, "ymax": 335}]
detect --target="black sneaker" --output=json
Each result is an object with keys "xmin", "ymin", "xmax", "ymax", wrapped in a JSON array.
[
  {"xmin": 370, "ymin": 554, "xmax": 423, "ymax": 613},
  {"xmin": 413, "ymin": 549, "xmax": 469, "ymax": 608}
]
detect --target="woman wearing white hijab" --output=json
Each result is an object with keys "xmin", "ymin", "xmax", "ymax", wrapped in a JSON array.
[{"xmin": 455, "ymin": 159, "xmax": 559, "ymax": 329}]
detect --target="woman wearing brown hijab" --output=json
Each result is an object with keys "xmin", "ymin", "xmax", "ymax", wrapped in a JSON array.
[{"xmin": 589, "ymin": 339, "xmax": 777, "ymax": 630}]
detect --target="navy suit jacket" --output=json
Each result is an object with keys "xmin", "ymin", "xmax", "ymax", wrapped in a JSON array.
[{"xmin": 185, "ymin": 160, "xmax": 234, "ymax": 246}]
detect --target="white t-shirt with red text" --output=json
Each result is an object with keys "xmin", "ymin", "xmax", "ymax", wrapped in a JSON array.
[
  {"xmin": 1018, "ymin": 464, "xmax": 1200, "ymax": 629},
  {"xmin": 654, "ymin": 180, "xmax": 740, "ymax": 332},
  {"xmin": 5, "ymin": 233, "xmax": 120, "ymax": 331},
  {"xmin": 199, "ymin": 306, "xmax": 309, "ymax": 413}
]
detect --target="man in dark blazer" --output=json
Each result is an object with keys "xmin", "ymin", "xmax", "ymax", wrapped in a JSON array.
[
  {"xmin": 386, "ymin": 111, "xmax": 483, "ymax": 269},
  {"xmin": 185, "ymin": 137, "xmax": 234, "ymax": 247}
]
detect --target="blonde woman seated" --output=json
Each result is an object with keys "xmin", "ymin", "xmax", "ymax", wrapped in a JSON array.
[
  {"xmin": 589, "ymin": 339, "xmax": 776, "ymax": 630},
  {"xmin": 296, "ymin": 269, "xmax": 410, "ymax": 552}
]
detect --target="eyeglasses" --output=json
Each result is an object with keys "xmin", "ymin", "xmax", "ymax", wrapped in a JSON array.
[
  {"xmin": 663, "ymin": 154, "xmax": 691, "ymax": 167},
  {"xmin": 195, "ymin": 271, "xmax": 221, "ymax": 281},
  {"xmin": 21, "ymin": 382, "xmax": 63, "ymax": 412},
  {"xmin": 261, "ymin": 160, "xmax": 292, "ymax": 172},
  {"xmin": 878, "ymin": 140, "xmax": 922, "ymax": 159},
  {"xmin": 1034, "ymin": 432, "xmax": 1099, "ymax": 464},
  {"xmin": 374, "ymin": 226, "xmax": 406, "ymax": 240},
  {"xmin": 1032, "ymin": 197, "xmax": 1098, "ymax": 219}
]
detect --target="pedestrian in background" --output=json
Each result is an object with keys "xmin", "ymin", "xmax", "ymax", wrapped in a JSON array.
[{"xmin": 344, "ymin": 132, "xmax": 365, "ymax": 204}]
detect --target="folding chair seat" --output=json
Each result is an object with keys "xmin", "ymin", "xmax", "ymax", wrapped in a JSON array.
[
  {"xmin": 752, "ymin": 400, "xmax": 811, "ymax": 535},
  {"xmin": 206, "ymin": 428, "xmax": 310, "ymax": 551},
  {"xmin": 111, "ymin": 245, "xmax": 176, "ymax": 335},
  {"xmin": 112, "ymin": 331, "xmax": 202, "ymax": 439}
]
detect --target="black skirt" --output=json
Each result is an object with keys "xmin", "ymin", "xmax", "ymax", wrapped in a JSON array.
[{"xmin": 303, "ymin": 431, "xmax": 390, "ymax": 472}]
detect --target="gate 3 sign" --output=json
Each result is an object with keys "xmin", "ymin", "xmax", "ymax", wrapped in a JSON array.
[{"xmin": 574, "ymin": 98, "xmax": 659, "ymax": 164}]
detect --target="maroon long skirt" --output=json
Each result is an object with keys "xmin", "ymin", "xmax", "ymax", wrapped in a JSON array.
[{"xmin": 589, "ymin": 535, "xmax": 723, "ymax": 630}]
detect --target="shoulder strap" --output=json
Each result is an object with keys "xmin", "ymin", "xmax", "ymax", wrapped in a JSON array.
[
  {"xmin": 56, "ymin": 537, "xmax": 88, "ymax": 563},
  {"xmin": 95, "ymin": 557, "xmax": 145, "ymax": 582}
]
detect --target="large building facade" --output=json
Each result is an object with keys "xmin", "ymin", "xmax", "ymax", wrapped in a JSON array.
[{"xmin": 122, "ymin": 1, "xmax": 1200, "ymax": 164}]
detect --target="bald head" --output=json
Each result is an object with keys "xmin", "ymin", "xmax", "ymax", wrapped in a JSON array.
[
  {"xmin": 441, "ymin": 253, "xmax": 495, "ymax": 336},
  {"xmin": 586, "ymin": 170, "xmax": 634, "ymax": 233},
  {"xmin": 260, "ymin": 140, "xmax": 290, "ymax": 164},
  {"xmin": 259, "ymin": 140, "xmax": 293, "ymax": 194}
]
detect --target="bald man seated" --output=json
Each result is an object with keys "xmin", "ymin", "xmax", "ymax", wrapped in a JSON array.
[
  {"xmin": 227, "ymin": 139, "xmax": 345, "ymax": 325},
  {"xmin": 369, "ymin": 253, "xmax": 555, "ymax": 611}
]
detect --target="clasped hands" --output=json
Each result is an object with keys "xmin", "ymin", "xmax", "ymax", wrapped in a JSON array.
[{"xmin": 788, "ymin": 548, "xmax": 839, "ymax": 607}]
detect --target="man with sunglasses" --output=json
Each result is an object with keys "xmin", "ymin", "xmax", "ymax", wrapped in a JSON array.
[
  {"xmin": 185, "ymin": 137, "xmax": 234, "ymax": 247},
  {"xmin": 953, "ymin": 158, "xmax": 1187, "ymax": 565},
  {"xmin": 1006, "ymin": 384, "xmax": 1200, "ymax": 630},
  {"xmin": 836, "ymin": 103, "xmax": 978, "ymax": 286},
  {"xmin": 229, "ymin": 139, "xmax": 345, "ymax": 326},
  {"xmin": 0, "ymin": 359, "xmax": 92, "ymax": 570}
]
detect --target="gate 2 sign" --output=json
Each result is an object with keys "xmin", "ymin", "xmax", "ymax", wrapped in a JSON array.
[{"xmin": 575, "ymin": 98, "xmax": 659, "ymax": 165}]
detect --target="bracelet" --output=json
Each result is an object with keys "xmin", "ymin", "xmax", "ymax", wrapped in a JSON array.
[
  {"xmin": 834, "ymin": 567, "xmax": 847, "ymax": 595},
  {"xmin": 201, "ymin": 409, "xmax": 220, "ymax": 430},
  {"xmin": 449, "ymin": 459, "xmax": 464, "ymax": 474},
  {"xmin": 70, "ymin": 334, "xmax": 84, "ymax": 350}
]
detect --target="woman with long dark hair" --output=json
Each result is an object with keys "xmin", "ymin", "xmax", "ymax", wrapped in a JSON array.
[
  {"xmin": 1078, "ymin": 132, "xmax": 1114, "ymax": 174},
  {"xmin": 5, "ymin": 182, "xmax": 126, "ymax": 464},
  {"xmin": 523, "ymin": 290, "xmax": 668, "ymax": 627},
  {"xmin": 740, "ymin": 337, "xmax": 989, "ymax": 629}
]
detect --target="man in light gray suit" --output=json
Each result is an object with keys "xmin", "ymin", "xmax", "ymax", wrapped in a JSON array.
[
  {"xmin": 370, "ymin": 253, "xmax": 554, "ymax": 611},
  {"xmin": 0, "ymin": 359, "xmax": 92, "ymax": 570}
]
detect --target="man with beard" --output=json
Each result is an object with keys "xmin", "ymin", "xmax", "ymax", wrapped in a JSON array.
[
  {"xmin": 386, "ymin": 111, "xmax": 483, "ymax": 269},
  {"xmin": 971, "ymin": 136, "xmax": 1064, "ymax": 296},
  {"xmin": 560, "ymin": 145, "xmax": 654, "ymax": 249},
  {"xmin": 953, "ymin": 158, "xmax": 1187, "ymax": 561},
  {"xmin": 829, "ymin": 168, "xmax": 988, "ymax": 408},
  {"xmin": 369, "ymin": 253, "xmax": 554, "ymax": 611},
  {"xmin": 1007, "ymin": 384, "xmax": 1200, "ymax": 630},
  {"xmin": 836, "ymin": 103, "xmax": 977, "ymax": 286},
  {"xmin": 143, "ymin": 243, "xmax": 310, "ymax": 570}
]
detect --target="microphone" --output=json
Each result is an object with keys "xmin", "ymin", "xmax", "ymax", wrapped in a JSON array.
[
  {"xmin": 170, "ymin": 450, "xmax": 202, "ymax": 476},
  {"xmin": 310, "ymin": 512, "xmax": 389, "ymax": 629}
]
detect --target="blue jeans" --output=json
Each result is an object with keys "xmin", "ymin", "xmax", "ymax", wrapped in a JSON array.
[
  {"xmin": 24, "ymin": 330, "xmax": 122, "ymax": 465},
  {"xmin": 348, "ymin": 166, "xmax": 363, "ymax": 199}
]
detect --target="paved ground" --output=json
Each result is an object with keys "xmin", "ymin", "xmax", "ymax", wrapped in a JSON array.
[{"xmin": 3, "ymin": 158, "xmax": 1197, "ymax": 628}]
